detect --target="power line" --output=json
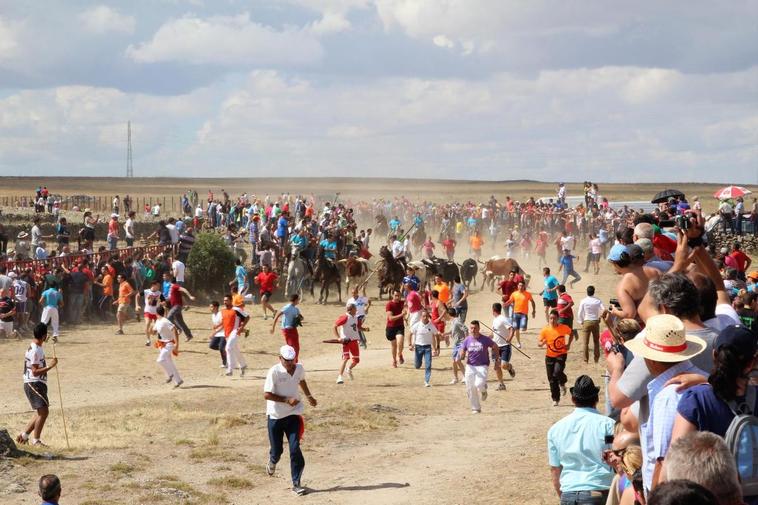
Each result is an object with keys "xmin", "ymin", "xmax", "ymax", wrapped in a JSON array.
[{"xmin": 126, "ymin": 120, "xmax": 134, "ymax": 178}]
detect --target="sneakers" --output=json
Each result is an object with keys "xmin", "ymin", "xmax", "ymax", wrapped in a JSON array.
[
  {"xmin": 185, "ymin": 336, "xmax": 193, "ymax": 342},
  {"xmin": 115, "ymin": 329, "xmax": 124, "ymax": 335},
  {"xmin": 346, "ymin": 368, "xmax": 354, "ymax": 380},
  {"xmin": 266, "ymin": 461, "xmax": 276, "ymax": 476},
  {"xmin": 165, "ymin": 375, "xmax": 174, "ymax": 384},
  {"xmin": 424, "ymin": 382, "xmax": 431, "ymax": 388},
  {"xmin": 508, "ymin": 367, "xmax": 516, "ymax": 378},
  {"xmin": 244, "ymin": 329, "xmax": 250, "ymax": 338},
  {"xmin": 31, "ymin": 439, "xmax": 48, "ymax": 447},
  {"xmin": 16, "ymin": 432, "xmax": 29, "ymax": 444},
  {"xmin": 553, "ymin": 400, "xmax": 559, "ymax": 407},
  {"xmin": 449, "ymin": 378, "xmax": 459, "ymax": 385},
  {"xmin": 174, "ymin": 380, "xmax": 184, "ymax": 388},
  {"xmin": 293, "ymin": 485, "xmax": 307, "ymax": 496},
  {"xmin": 144, "ymin": 339, "xmax": 151, "ymax": 347},
  {"xmin": 496, "ymin": 383, "xmax": 507, "ymax": 391},
  {"xmin": 225, "ymin": 371, "xmax": 233, "ymax": 376},
  {"xmin": 515, "ymin": 343, "xmax": 522, "ymax": 349},
  {"xmin": 240, "ymin": 366, "xmax": 247, "ymax": 377},
  {"xmin": 52, "ymin": 336, "xmax": 58, "ymax": 343},
  {"xmin": 471, "ymin": 409, "xmax": 480, "ymax": 414},
  {"xmin": 481, "ymin": 388, "xmax": 488, "ymax": 401},
  {"xmin": 560, "ymin": 384, "xmax": 567, "ymax": 397},
  {"xmin": 336, "ymin": 375, "xmax": 344, "ymax": 384}
]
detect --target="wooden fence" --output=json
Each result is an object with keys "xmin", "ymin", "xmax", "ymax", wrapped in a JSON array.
[{"xmin": 0, "ymin": 195, "xmax": 189, "ymax": 215}]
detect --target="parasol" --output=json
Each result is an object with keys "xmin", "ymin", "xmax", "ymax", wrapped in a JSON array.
[
  {"xmin": 713, "ymin": 186, "xmax": 751, "ymax": 200},
  {"xmin": 651, "ymin": 189, "xmax": 685, "ymax": 204}
]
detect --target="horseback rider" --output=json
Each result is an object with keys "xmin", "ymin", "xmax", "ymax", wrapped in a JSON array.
[{"xmin": 390, "ymin": 234, "xmax": 407, "ymax": 270}]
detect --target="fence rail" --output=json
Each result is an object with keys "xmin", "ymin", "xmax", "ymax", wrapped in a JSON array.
[
  {"xmin": 0, "ymin": 195, "xmax": 189, "ymax": 215},
  {"xmin": 1, "ymin": 244, "xmax": 175, "ymax": 272}
]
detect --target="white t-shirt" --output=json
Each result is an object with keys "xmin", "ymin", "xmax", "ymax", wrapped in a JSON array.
[
  {"xmin": 411, "ymin": 321, "xmax": 438, "ymax": 346},
  {"xmin": 264, "ymin": 363, "xmax": 305, "ymax": 419},
  {"xmin": 590, "ymin": 238, "xmax": 602, "ymax": 255},
  {"xmin": 491, "ymin": 314, "xmax": 511, "ymax": 347},
  {"xmin": 166, "ymin": 224, "xmax": 179, "ymax": 244},
  {"xmin": 31, "ymin": 225, "xmax": 42, "ymax": 246},
  {"xmin": 336, "ymin": 313, "xmax": 361, "ymax": 341},
  {"xmin": 152, "ymin": 204, "xmax": 161, "ymax": 216},
  {"xmin": 211, "ymin": 311, "xmax": 224, "ymax": 337},
  {"xmin": 143, "ymin": 289, "xmax": 161, "ymax": 315},
  {"xmin": 560, "ymin": 235, "xmax": 575, "ymax": 253},
  {"xmin": 23, "ymin": 342, "xmax": 46, "ymax": 384},
  {"xmin": 172, "ymin": 260, "xmax": 186, "ymax": 283},
  {"xmin": 154, "ymin": 317, "xmax": 176, "ymax": 342},
  {"xmin": 347, "ymin": 296, "xmax": 369, "ymax": 317},
  {"xmin": 195, "ymin": 206, "xmax": 203, "ymax": 218},
  {"xmin": 392, "ymin": 240, "xmax": 404, "ymax": 258},
  {"xmin": 125, "ymin": 218, "xmax": 135, "ymax": 239},
  {"xmin": 13, "ymin": 279, "xmax": 28, "ymax": 302}
]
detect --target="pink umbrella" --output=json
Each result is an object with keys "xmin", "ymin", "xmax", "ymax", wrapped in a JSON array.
[{"xmin": 713, "ymin": 186, "xmax": 751, "ymax": 200}]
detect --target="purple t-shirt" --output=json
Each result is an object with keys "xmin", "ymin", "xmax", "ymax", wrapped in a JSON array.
[{"xmin": 462, "ymin": 335, "xmax": 496, "ymax": 366}]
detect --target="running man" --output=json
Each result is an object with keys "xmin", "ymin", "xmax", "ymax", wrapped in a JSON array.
[
  {"xmin": 39, "ymin": 282, "xmax": 62, "ymax": 342},
  {"xmin": 17, "ymin": 323, "xmax": 58, "ymax": 446},
  {"xmin": 409, "ymin": 309, "xmax": 439, "ymax": 387},
  {"xmin": 152, "ymin": 306, "xmax": 183, "ymax": 388},
  {"xmin": 255, "ymin": 264, "xmax": 279, "ymax": 320},
  {"xmin": 503, "ymin": 280, "xmax": 535, "ymax": 349},
  {"xmin": 222, "ymin": 294, "xmax": 250, "ymax": 377},
  {"xmin": 447, "ymin": 308, "xmax": 467, "ymax": 384},
  {"xmin": 457, "ymin": 320, "xmax": 500, "ymax": 413},
  {"xmin": 491, "ymin": 302, "xmax": 515, "ymax": 391},
  {"xmin": 166, "ymin": 277, "xmax": 196, "ymax": 342},
  {"xmin": 334, "ymin": 303, "xmax": 365, "ymax": 384},
  {"xmin": 271, "ymin": 294, "xmax": 303, "ymax": 362},
  {"xmin": 538, "ymin": 309, "xmax": 573, "ymax": 406},
  {"xmin": 385, "ymin": 289, "xmax": 407, "ymax": 367},
  {"xmin": 208, "ymin": 301, "xmax": 227, "ymax": 369},
  {"xmin": 264, "ymin": 345, "xmax": 317, "ymax": 496},
  {"xmin": 346, "ymin": 286, "xmax": 370, "ymax": 349},
  {"xmin": 138, "ymin": 280, "xmax": 163, "ymax": 346},
  {"xmin": 114, "ymin": 273, "xmax": 135, "ymax": 335}
]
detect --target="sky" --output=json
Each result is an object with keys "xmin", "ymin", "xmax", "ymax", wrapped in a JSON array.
[{"xmin": 0, "ymin": 1, "xmax": 757, "ymax": 183}]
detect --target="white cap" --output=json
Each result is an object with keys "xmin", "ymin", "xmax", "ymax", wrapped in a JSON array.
[
  {"xmin": 111, "ymin": 213, "xmax": 119, "ymax": 218},
  {"xmin": 7, "ymin": 271, "xmax": 17, "ymax": 278},
  {"xmin": 280, "ymin": 345, "xmax": 296, "ymax": 361}
]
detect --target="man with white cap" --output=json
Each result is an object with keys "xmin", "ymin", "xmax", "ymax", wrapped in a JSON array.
[
  {"xmin": 107, "ymin": 213, "xmax": 120, "ymax": 250},
  {"xmin": 264, "ymin": 344, "xmax": 317, "ymax": 496},
  {"xmin": 623, "ymin": 313, "xmax": 707, "ymax": 494}
]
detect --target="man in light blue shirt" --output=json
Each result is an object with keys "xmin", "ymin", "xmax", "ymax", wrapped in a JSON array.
[
  {"xmin": 547, "ymin": 375, "xmax": 615, "ymax": 504},
  {"xmin": 541, "ymin": 267, "xmax": 560, "ymax": 320}
]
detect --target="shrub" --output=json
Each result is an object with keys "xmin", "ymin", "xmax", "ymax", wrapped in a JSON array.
[{"xmin": 186, "ymin": 232, "xmax": 235, "ymax": 294}]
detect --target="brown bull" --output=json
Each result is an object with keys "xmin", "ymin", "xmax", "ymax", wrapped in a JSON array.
[{"xmin": 479, "ymin": 256, "xmax": 525, "ymax": 291}]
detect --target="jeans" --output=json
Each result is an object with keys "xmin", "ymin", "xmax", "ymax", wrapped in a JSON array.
[
  {"xmin": 545, "ymin": 355, "xmax": 568, "ymax": 402},
  {"xmin": 67, "ymin": 293, "xmax": 85, "ymax": 325},
  {"xmin": 559, "ymin": 490, "xmax": 608, "ymax": 504},
  {"xmin": 126, "ymin": 237, "xmax": 134, "ymax": 247},
  {"xmin": 108, "ymin": 236, "xmax": 118, "ymax": 250},
  {"xmin": 268, "ymin": 415, "xmax": 305, "ymax": 486},
  {"xmin": 414, "ymin": 344, "xmax": 432, "ymax": 383},
  {"xmin": 167, "ymin": 305, "xmax": 193, "ymax": 338},
  {"xmin": 561, "ymin": 269, "xmax": 582, "ymax": 285}
]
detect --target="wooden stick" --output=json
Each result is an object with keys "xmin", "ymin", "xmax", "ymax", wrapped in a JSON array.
[{"xmin": 52, "ymin": 343, "xmax": 71, "ymax": 449}]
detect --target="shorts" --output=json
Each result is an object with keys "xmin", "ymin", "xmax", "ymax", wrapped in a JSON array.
[
  {"xmin": 24, "ymin": 382, "xmax": 49, "ymax": 410},
  {"xmin": 144, "ymin": 313, "xmax": 157, "ymax": 321},
  {"xmin": 385, "ymin": 326, "xmax": 404, "ymax": 341},
  {"xmin": 558, "ymin": 317, "xmax": 573, "ymax": 329},
  {"xmin": 342, "ymin": 340, "xmax": 360, "ymax": 361},
  {"xmin": 260, "ymin": 291, "xmax": 272, "ymax": 299},
  {"xmin": 512, "ymin": 313, "xmax": 528, "ymax": 330},
  {"xmin": 209, "ymin": 335, "xmax": 225, "ymax": 351},
  {"xmin": 452, "ymin": 342, "xmax": 463, "ymax": 360},
  {"xmin": 15, "ymin": 301, "xmax": 27, "ymax": 314},
  {"xmin": 0, "ymin": 320, "xmax": 13, "ymax": 333},
  {"xmin": 117, "ymin": 303, "xmax": 130, "ymax": 314},
  {"xmin": 543, "ymin": 298, "xmax": 557, "ymax": 308},
  {"xmin": 499, "ymin": 345, "xmax": 512, "ymax": 363}
]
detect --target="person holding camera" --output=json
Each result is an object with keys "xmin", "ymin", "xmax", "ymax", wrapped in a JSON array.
[
  {"xmin": 547, "ymin": 375, "xmax": 615, "ymax": 504},
  {"xmin": 271, "ymin": 294, "xmax": 303, "ymax": 362}
]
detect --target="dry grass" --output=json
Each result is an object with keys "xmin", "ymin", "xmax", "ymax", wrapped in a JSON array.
[{"xmin": 207, "ymin": 476, "xmax": 254, "ymax": 489}]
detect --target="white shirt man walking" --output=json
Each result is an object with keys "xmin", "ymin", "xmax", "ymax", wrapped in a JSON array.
[
  {"xmin": 576, "ymin": 285, "xmax": 606, "ymax": 364},
  {"xmin": 264, "ymin": 345, "xmax": 317, "ymax": 496}
]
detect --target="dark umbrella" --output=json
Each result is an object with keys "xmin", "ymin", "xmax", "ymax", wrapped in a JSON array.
[{"xmin": 651, "ymin": 189, "xmax": 685, "ymax": 204}]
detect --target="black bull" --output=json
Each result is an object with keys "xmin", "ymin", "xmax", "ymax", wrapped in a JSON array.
[{"xmin": 422, "ymin": 258, "xmax": 459, "ymax": 284}]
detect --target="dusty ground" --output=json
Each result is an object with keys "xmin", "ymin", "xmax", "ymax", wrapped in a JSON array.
[{"xmin": 0, "ymin": 225, "xmax": 620, "ymax": 505}]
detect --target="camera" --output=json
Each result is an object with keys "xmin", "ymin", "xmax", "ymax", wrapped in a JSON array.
[
  {"xmin": 675, "ymin": 214, "xmax": 690, "ymax": 230},
  {"xmin": 604, "ymin": 434, "xmax": 615, "ymax": 444},
  {"xmin": 609, "ymin": 298, "xmax": 621, "ymax": 309}
]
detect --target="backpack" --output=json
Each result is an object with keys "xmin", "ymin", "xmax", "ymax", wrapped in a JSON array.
[{"xmin": 725, "ymin": 386, "xmax": 758, "ymax": 497}]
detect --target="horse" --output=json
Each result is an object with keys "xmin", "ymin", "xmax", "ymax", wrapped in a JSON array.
[
  {"xmin": 377, "ymin": 245, "xmax": 405, "ymax": 299},
  {"xmin": 374, "ymin": 215, "xmax": 389, "ymax": 237},
  {"xmin": 285, "ymin": 252, "xmax": 311, "ymax": 301},
  {"xmin": 411, "ymin": 227, "xmax": 426, "ymax": 256},
  {"xmin": 339, "ymin": 255, "xmax": 371, "ymax": 294},
  {"xmin": 313, "ymin": 247, "xmax": 342, "ymax": 304},
  {"xmin": 459, "ymin": 258, "xmax": 478, "ymax": 289}
]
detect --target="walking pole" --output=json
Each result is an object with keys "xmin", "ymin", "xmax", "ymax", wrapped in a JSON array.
[
  {"xmin": 51, "ymin": 343, "xmax": 71, "ymax": 449},
  {"xmin": 479, "ymin": 321, "xmax": 532, "ymax": 359}
]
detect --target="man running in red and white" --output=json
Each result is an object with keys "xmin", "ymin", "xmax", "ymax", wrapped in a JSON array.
[
  {"xmin": 152, "ymin": 305, "xmax": 183, "ymax": 388},
  {"xmin": 137, "ymin": 280, "xmax": 163, "ymax": 346},
  {"xmin": 334, "ymin": 303, "xmax": 367, "ymax": 384}
]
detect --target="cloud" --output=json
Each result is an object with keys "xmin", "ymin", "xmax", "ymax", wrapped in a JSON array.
[
  {"xmin": 309, "ymin": 11, "xmax": 352, "ymax": 35},
  {"xmin": 79, "ymin": 5, "xmax": 136, "ymax": 34},
  {"xmin": 0, "ymin": 17, "xmax": 20, "ymax": 61},
  {"xmin": 125, "ymin": 13, "xmax": 324, "ymax": 66}
]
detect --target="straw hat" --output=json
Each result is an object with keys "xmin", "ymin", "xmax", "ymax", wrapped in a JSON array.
[
  {"xmin": 17, "ymin": 231, "xmax": 28, "ymax": 239},
  {"xmin": 624, "ymin": 314, "xmax": 706, "ymax": 363}
]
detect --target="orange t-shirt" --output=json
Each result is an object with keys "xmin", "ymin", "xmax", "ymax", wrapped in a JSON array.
[
  {"xmin": 102, "ymin": 274, "xmax": 114, "ymax": 296},
  {"xmin": 434, "ymin": 282, "xmax": 451, "ymax": 304},
  {"xmin": 539, "ymin": 324, "xmax": 572, "ymax": 358},
  {"xmin": 507, "ymin": 290, "xmax": 533, "ymax": 315},
  {"xmin": 469, "ymin": 235, "xmax": 483, "ymax": 250},
  {"xmin": 118, "ymin": 281, "xmax": 134, "ymax": 304}
]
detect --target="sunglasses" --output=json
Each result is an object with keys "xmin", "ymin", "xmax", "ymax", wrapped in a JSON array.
[{"xmin": 602, "ymin": 448, "xmax": 627, "ymax": 463}]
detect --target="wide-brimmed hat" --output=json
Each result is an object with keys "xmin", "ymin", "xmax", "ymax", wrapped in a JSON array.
[
  {"xmin": 570, "ymin": 375, "xmax": 600, "ymax": 401},
  {"xmin": 624, "ymin": 314, "xmax": 706, "ymax": 363},
  {"xmin": 17, "ymin": 231, "xmax": 28, "ymax": 239}
]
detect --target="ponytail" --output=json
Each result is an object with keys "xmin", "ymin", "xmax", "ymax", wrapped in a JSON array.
[{"xmin": 709, "ymin": 345, "xmax": 752, "ymax": 402}]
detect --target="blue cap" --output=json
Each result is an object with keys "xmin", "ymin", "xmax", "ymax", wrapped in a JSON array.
[
  {"xmin": 607, "ymin": 244, "xmax": 628, "ymax": 262},
  {"xmin": 715, "ymin": 325, "xmax": 757, "ymax": 357}
]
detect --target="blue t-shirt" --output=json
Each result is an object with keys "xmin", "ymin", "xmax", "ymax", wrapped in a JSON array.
[
  {"xmin": 320, "ymin": 239, "xmax": 337, "ymax": 259},
  {"xmin": 389, "ymin": 219, "xmax": 400, "ymax": 231},
  {"xmin": 452, "ymin": 283, "xmax": 467, "ymax": 308},
  {"xmin": 276, "ymin": 217, "xmax": 288, "ymax": 238},
  {"xmin": 235, "ymin": 265, "xmax": 247, "ymax": 286},
  {"xmin": 559, "ymin": 255, "xmax": 575, "ymax": 271},
  {"xmin": 402, "ymin": 274, "xmax": 420, "ymax": 292},
  {"xmin": 162, "ymin": 280, "xmax": 172, "ymax": 298},
  {"xmin": 279, "ymin": 303, "xmax": 300, "ymax": 328},
  {"xmin": 41, "ymin": 288, "xmax": 61, "ymax": 307},
  {"xmin": 290, "ymin": 234, "xmax": 306, "ymax": 250},
  {"xmin": 677, "ymin": 383, "xmax": 758, "ymax": 437},
  {"xmin": 543, "ymin": 275, "xmax": 559, "ymax": 300}
]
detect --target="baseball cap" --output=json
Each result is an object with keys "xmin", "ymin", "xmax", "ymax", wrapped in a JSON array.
[
  {"xmin": 607, "ymin": 244, "xmax": 628, "ymax": 262},
  {"xmin": 748, "ymin": 271, "xmax": 758, "ymax": 281},
  {"xmin": 7, "ymin": 271, "xmax": 17, "ymax": 278},
  {"xmin": 626, "ymin": 244, "xmax": 644, "ymax": 261},
  {"xmin": 715, "ymin": 325, "xmax": 757, "ymax": 357},
  {"xmin": 279, "ymin": 345, "xmax": 297, "ymax": 361}
]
